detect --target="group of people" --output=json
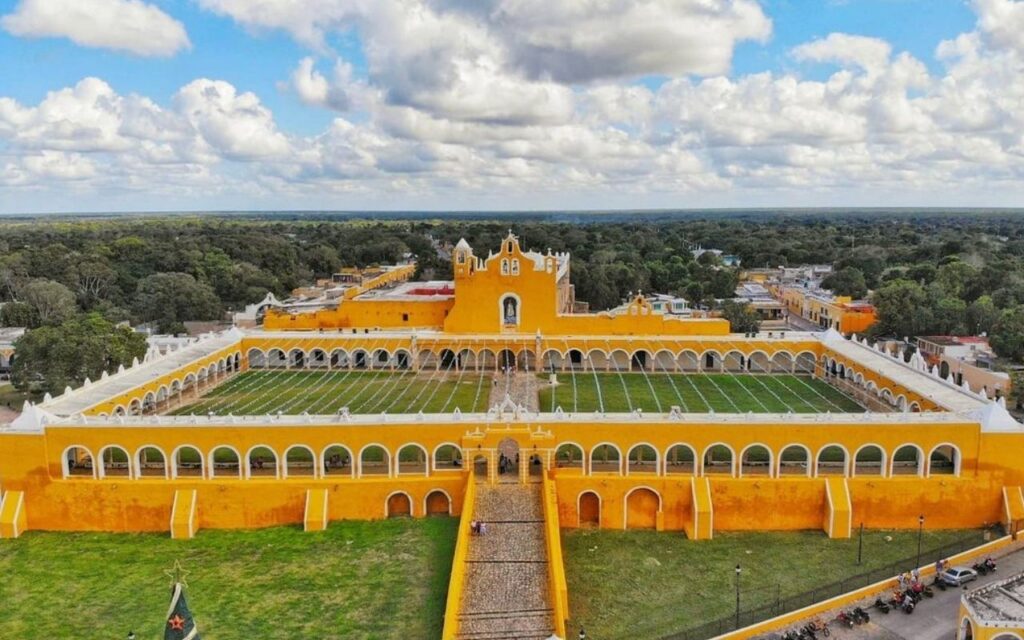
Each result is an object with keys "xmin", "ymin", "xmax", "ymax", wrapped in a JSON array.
[
  {"xmin": 470, "ymin": 520, "xmax": 488, "ymax": 535},
  {"xmin": 499, "ymin": 452, "xmax": 518, "ymax": 474},
  {"xmin": 324, "ymin": 453, "xmax": 349, "ymax": 471}
]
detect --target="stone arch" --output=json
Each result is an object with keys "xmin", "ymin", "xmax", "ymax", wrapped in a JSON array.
[
  {"xmin": 353, "ymin": 349, "xmax": 369, "ymax": 369},
  {"xmin": 723, "ymin": 350, "xmax": 746, "ymax": 372},
  {"xmin": 397, "ymin": 443, "xmax": 429, "ymax": 476},
  {"xmin": 701, "ymin": 350, "xmax": 723, "ymax": 372},
  {"xmin": 794, "ymin": 351, "xmax": 816, "ymax": 374},
  {"xmin": 372, "ymin": 348, "xmax": 391, "ymax": 370},
  {"xmin": 816, "ymin": 444, "xmax": 849, "ymax": 477},
  {"xmin": 433, "ymin": 443, "xmax": 463, "ymax": 471},
  {"xmin": 778, "ymin": 444, "xmax": 810, "ymax": 476},
  {"xmin": 267, "ymin": 348, "xmax": 286, "ymax": 368},
  {"xmin": 359, "ymin": 444, "xmax": 391, "ymax": 477},
  {"xmin": 424, "ymin": 489, "xmax": 451, "ymax": 516},
  {"xmin": 578, "ymin": 491, "xmax": 601, "ymax": 527},
  {"xmin": 626, "ymin": 443, "xmax": 658, "ymax": 475},
  {"xmin": 909, "ymin": 401, "xmax": 922, "ymax": 413},
  {"xmin": 740, "ymin": 443, "xmax": 772, "ymax": 477},
  {"xmin": 896, "ymin": 394, "xmax": 908, "ymax": 412},
  {"xmin": 517, "ymin": 349, "xmax": 536, "ymax": 371},
  {"xmin": 210, "ymin": 445, "xmax": 242, "ymax": 478},
  {"xmin": 653, "ymin": 349, "xmax": 676, "ymax": 372},
  {"xmin": 135, "ymin": 445, "xmax": 167, "ymax": 479},
  {"xmin": 113, "ymin": 404, "xmax": 127, "ymax": 417},
  {"xmin": 555, "ymin": 442, "xmax": 584, "ymax": 469},
  {"xmin": 142, "ymin": 391, "xmax": 156, "ymax": 413},
  {"xmin": 584, "ymin": 349, "xmax": 606, "ymax": 371},
  {"xmin": 393, "ymin": 349, "xmax": 412, "ymax": 370},
  {"xmin": 747, "ymin": 350, "xmax": 770, "ymax": 373},
  {"xmin": 322, "ymin": 444, "xmax": 354, "ymax": 477},
  {"xmin": 245, "ymin": 346, "xmax": 266, "ymax": 366},
  {"xmin": 630, "ymin": 349, "xmax": 651, "ymax": 372},
  {"xmin": 284, "ymin": 445, "xmax": 316, "ymax": 478},
  {"xmin": 418, "ymin": 348, "xmax": 438, "ymax": 370},
  {"xmin": 62, "ymin": 445, "xmax": 95, "ymax": 478},
  {"xmin": 624, "ymin": 487, "xmax": 661, "ymax": 529},
  {"xmin": 497, "ymin": 349, "xmax": 516, "ymax": 371},
  {"xmin": 288, "ymin": 348, "xmax": 306, "ymax": 368},
  {"xmin": 853, "ymin": 444, "xmax": 886, "ymax": 477},
  {"xmin": 678, "ymin": 350, "xmax": 700, "ymax": 372},
  {"xmin": 589, "ymin": 443, "xmax": 622, "ymax": 474},
  {"xmin": 386, "ymin": 491, "xmax": 412, "ymax": 518},
  {"xmin": 664, "ymin": 443, "xmax": 696, "ymax": 475},
  {"xmin": 702, "ymin": 443, "xmax": 735, "ymax": 476},
  {"xmin": 98, "ymin": 445, "xmax": 131, "ymax": 479},
  {"xmin": 891, "ymin": 444, "xmax": 924, "ymax": 476},
  {"xmin": 770, "ymin": 350, "xmax": 794, "ymax": 373},
  {"xmin": 541, "ymin": 349, "xmax": 565, "ymax": 372},
  {"xmin": 172, "ymin": 445, "xmax": 204, "ymax": 479},
  {"xmin": 156, "ymin": 385, "xmax": 169, "ymax": 404},
  {"xmin": 609, "ymin": 349, "xmax": 630, "ymax": 372},
  {"xmin": 476, "ymin": 348, "xmax": 496, "ymax": 371},
  {"xmin": 309, "ymin": 348, "xmax": 328, "ymax": 368},
  {"xmin": 330, "ymin": 349, "xmax": 350, "ymax": 368},
  {"xmin": 246, "ymin": 445, "xmax": 279, "ymax": 478},
  {"xmin": 929, "ymin": 443, "xmax": 961, "ymax": 477}
]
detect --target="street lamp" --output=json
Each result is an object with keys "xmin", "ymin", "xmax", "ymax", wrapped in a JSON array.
[
  {"xmin": 735, "ymin": 564, "xmax": 742, "ymax": 629},
  {"xmin": 916, "ymin": 515, "xmax": 925, "ymax": 569}
]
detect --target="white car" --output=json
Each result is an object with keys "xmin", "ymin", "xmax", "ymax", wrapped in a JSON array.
[{"xmin": 941, "ymin": 566, "xmax": 979, "ymax": 586}]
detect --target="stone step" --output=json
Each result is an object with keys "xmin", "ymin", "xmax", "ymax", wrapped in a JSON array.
[{"xmin": 456, "ymin": 609, "xmax": 555, "ymax": 640}]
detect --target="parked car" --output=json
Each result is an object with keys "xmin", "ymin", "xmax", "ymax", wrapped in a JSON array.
[{"xmin": 940, "ymin": 566, "xmax": 979, "ymax": 586}]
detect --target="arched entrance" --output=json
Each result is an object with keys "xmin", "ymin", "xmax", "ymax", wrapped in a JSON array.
[
  {"xmin": 625, "ymin": 487, "xmax": 660, "ymax": 529},
  {"xmin": 386, "ymin": 492, "xmax": 412, "ymax": 518},
  {"xmin": 425, "ymin": 490, "xmax": 451, "ymax": 516},
  {"xmin": 498, "ymin": 349, "xmax": 516, "ymax": 372},
  {"xmin": 579, "ymin": 491, "xmax": 600, "ymax": 527},
  {"xmin": 497, "ymin": 437, "xmax": 520, "ymax": 481},
  {"xmin": 473, "ymin": 454, "xmax": 488, "ymax": 481}
]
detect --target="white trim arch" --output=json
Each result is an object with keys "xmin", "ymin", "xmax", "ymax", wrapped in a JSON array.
[
  {"xmin": 396, "ymin": 442, "xmax": 430, "ymax": 477},
  {"xmin": 321, "ymin": 443, "xmax": 355, "ymax": 478},
  {"xmin": 777, "ymin": 443, "xmax": 811, "ymax": 477},
  {"xmin": 98, "ymin": 445, "xmax": 133, "ymax": 479},
  {"xmin": 739, "ymin": 442, "xmax": 774, "ymax": 478},
  {"xmin": 626, "ymin": 442, "xmax": 660, "ymax": 476},
  {"xmin": 283, "ymin": 444, "xmax": 317, "ymax": 479},
  {"xmin": 815, "ymin": 443, "xmax": 850, "ymax": 477},
  {"xmin": 423, "ymin": 488, "xmax": 453, "ymax": 516},
  {"xmin": 171, "ymin": 444, "xmax": 205, "ymax": 480},
  {"xmin": 589, "ymin": 442, "xmax": 622, "ymax": 474},
  {"xmin": 663, "ymin": 442, "xmax": 697, "ymax": 476},
  {"xmin": 577, "ymin": 490, "xmax": 602, "ymax": 527},
  {"xmin": 385, "ymin": 490, "xmax": 414, "ymax": 517},
  {"xmin": 432, "ymin": 442, "xmax": 464, "ymax": 472},
  {"xmin": 61, "ymin": 444, "xmax": 96, "ymax": 479},
  {"xmin": 853, "ymin": 443, "xmax": 887, "ymax": 478},
  {"xmin": 891, "ymin": 443, "xmax": 925, "ymax": 477},
  {"xmin": 928, "ymin": 443, "xmax": 962, "ymax": 477},
  {"xmin": 209, "ymin": 445, "xmax": 243, "ymax": 479},
  {"xmin": 359, "ymin": 443, "xmax": 392, "ymax": 478},
  {"xmin": 134, "ymin": 444, "xmax": 168, "ymax": 479},
  {"xmin": 701, "ymin": 442, "xmax": 736, "ymax": 476},
  {"xmin": 622, "ymin": 485, "xmax": 663, "ymax": 530},
  {"xmin": 245, "ymin": 444, "xmax": 280, "ymax": 479},
  {"xmin": 555, "ymin": 441, "xmax": 586, "ymax": 469}
]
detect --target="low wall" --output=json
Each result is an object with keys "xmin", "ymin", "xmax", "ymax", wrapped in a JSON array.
[
  {"xmin": 543, "ymin": 473, "xmax": 569, "ymax": 637},
  {"xmin": 441, "ymin": 474, "xmax": 475, "ymax": 640}
]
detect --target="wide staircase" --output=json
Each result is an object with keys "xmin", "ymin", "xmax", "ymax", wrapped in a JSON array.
[{"xmin": 456, "ymin": 483, "xmax": 554, "ymax": 639}]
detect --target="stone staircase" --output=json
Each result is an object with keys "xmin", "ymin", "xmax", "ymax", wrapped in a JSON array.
[
  {"xmin": 488, "ymin": 372, "xmax": 540, "ymax": 412},
  {"xmin": 456, "ymin": 483, "xmax": 554, "ymax": 640}
]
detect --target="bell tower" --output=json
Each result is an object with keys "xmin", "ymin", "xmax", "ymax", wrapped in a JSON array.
[{"xmin": 453, "ymin": 238, "xmax": 474, "ymax": 279}]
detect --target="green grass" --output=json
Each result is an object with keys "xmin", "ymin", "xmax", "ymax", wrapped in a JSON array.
[
  {"xmin": 0, "ymin": 382, "xmax": 36, "ymax": 409},
  {"xmin": 0, "ymin": 518, "xmax": 457, "ymax": 640},
  {"xmin": 539, "ymin": 373, "xmax": 864, "ymax": 413},
  {"xmin": 172, "ymin": 370, "xmax": 491, "ymax": 415},
  {"xmin": 563, "ymin": 528, "xmax": 981, "ymax": 640}
]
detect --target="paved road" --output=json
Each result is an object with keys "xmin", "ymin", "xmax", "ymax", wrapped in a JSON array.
[{"xmin": 770, "ymin": 546, "xmax": 1024, "ymax": 640}]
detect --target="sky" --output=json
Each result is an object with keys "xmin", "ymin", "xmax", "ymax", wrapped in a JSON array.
[{"xmin": 0, "ymin": 0, "xmax": 1022, "ymax": 214}]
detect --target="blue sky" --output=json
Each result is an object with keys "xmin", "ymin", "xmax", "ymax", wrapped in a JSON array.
[{"xmin": 0, "ymin": 0, "xmax": 1021, "ymax": 213}]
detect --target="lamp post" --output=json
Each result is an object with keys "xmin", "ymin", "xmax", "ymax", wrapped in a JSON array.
[
  {"xmin": 917, "ymin": 515, "xmax": 925, "ymax": 569},
  {"xmin": 735, "ymin": 564, "xmax": 742, "ymax": 629}
]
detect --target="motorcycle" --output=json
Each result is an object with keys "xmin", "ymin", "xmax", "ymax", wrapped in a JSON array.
[
  {"xmin": 874, "ymin": 597, "xmax": 891, "ymax": 613},
  {"xmin": 836, "ymin": 611, "xmax": 855, "ymax": 629},
  {"xmin": 853, "ymin": 607, "xmax": 871, "ymax": 623},
  {"xmin": 902, "ymin": 597, "xmax": 916, "ymax": 614},
  {"xmin": 933, "ymin": 576, "xmax": 948, "ymax": 591}
]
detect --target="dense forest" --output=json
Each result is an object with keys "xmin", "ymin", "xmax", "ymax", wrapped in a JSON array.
[{"xmin": 2, "ymin": 212, "xmax": 1024, "ymax": 393}]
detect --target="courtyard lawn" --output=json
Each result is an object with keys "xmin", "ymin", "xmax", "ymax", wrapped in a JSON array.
[
  {"xmin": 563, "ymin": 528, "xmax": 983, "ymax": 640},
  {"xmin": 0, "ymin": 518, "xmax": 457, "ymax": 640},
  {"xmin": 171, "ymin": 370, "xmax": 492, "ymax": 415},
  {"xmin": 539, "ymin": 372, "xmax": 863, "ymax": 413}
]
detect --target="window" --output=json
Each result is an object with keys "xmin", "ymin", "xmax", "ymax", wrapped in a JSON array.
[
  {"xmin": 501, "ymin": 259, "xmax": 509, "ymax": 275},
  {"xmin": 402, "ymin": 313, "xmax": 409, "ymax": 322},
  {"xmin": 457, "ymin": 253, "xmax": 465, "ymax": 264},
  {"xmin": 511, "ymin": 259, "xmax": 520, "ymax": 275}
]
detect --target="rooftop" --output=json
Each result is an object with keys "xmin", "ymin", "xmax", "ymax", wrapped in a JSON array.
[{"xmin": 964, "ymin": 572, "xmax": 1024, "ymax": 626}]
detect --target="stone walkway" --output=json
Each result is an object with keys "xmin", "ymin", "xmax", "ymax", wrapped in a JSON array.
[
  {"xmin": 487, "ymin": 372, "xmax": 540, "ymax": 412},
  {"xmin": 456, "ymin": 483, "xmax": 554, "ymax": 639}
]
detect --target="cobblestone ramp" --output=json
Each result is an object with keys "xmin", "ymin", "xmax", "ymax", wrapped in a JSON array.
[
  {"xmin": 487, "ymin": 372, "xmax": 540, "ymax": 412},
  {"xmin": 456, "ymin": 483, "xmax": 554, "ymax": 640}
]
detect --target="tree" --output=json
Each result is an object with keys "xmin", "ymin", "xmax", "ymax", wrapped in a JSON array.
[
  {"xmin": 0, "ymin": 301, "xmax": 35, "ymax": 327},
  {"xmin": 133, "ymin": 273, "xmax": 222, "ymax": 333},
  {"xmin": 870, "ymin": 279, "xmax": 931, "ymax": 338},
  {"xmin": 821, "ymin": 267, "xmax": 868, "ymax": 299},
  {"xmin": 18, "ymin": 279, "xmax": 77, "ymax": 326},
  {"xmin": 11, "ymin": 313, "xmax": 148, "ymax": 394},
  {"xmin": 720, "ymin": 300, "xmax": 761, "ymax": 333},
  {"xmin": 967, "ymin": 296, "xmax": 999, "ymax": 335},
  {"xmin": 990, "ymin": 306, "xmax": 1024, "ymax": 362}
]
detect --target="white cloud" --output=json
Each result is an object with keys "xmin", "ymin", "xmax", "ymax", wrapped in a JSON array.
[
  {"xmin": 792, "ymin": 33, "xmax": 893, "ymax": 73},
  {"xmin": 1, "ymin": 0, "xmax": 190, "ymax": 57},
  {"xmin": 175, "ymin": 79, "xmax": 290, "ymax": 160}
]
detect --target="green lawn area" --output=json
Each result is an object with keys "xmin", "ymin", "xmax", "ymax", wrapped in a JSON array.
[
  {"xmin": 0, "ymin": 518, "xmax": 457, "ymax": 640},
  {"xmin": 563, "ymin": 528, "xmax": 982, "ymax": 640},
  {"xmin": 172, "ymin": 370, "xmax": 491, "ymax": 415},
  {"xmin": 0, "ymin": 382, "xmax": 36, "ymax": 409},
  {"xmin": 539, "ymin": 373, "xmax": 863, "ymax": 413}
]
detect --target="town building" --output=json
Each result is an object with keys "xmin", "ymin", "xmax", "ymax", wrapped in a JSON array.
[{"xmin": 918, "ymin": 336, "xmax": 1011, "ymax": 399}]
